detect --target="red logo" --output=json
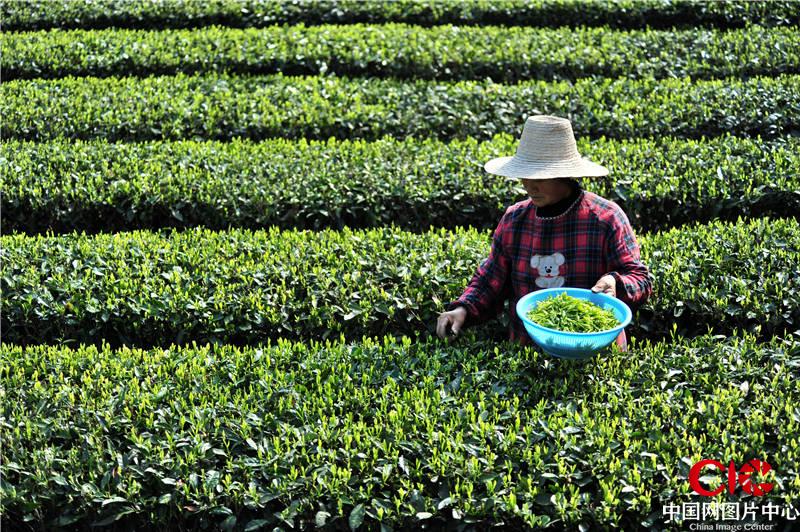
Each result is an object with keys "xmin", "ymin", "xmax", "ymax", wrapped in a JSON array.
[{"xmin": 689, "ymin": 459, "xmax": 774, "ymax": 496}]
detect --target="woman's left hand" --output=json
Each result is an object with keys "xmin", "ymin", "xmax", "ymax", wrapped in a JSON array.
[{"xmin": 591, "ymin": 274, "xmax": 617, "ymax": 297}]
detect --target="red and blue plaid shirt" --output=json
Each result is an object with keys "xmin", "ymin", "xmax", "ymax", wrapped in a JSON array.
[{"xmin": 447, "ymin": 190, "xmax": 653, "ymax": 347}]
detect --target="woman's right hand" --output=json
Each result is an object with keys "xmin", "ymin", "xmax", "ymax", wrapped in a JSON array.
[{"xmin": 436, "ymin": 306, "xmax": 467, "ymax": 339}]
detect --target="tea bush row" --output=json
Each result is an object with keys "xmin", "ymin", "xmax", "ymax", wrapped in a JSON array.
[
  {"xmin": 4, "ymin": 0, "xmax": 797, "ymax": 32},
  {"xmin": 2, "ymin": 333, "xmax": 797, "ymax": 530},
  {"xmin": 4, "ymin": 73, "xmax": 799, "ymax": 142},
  {"xmin": 3, "ymin": 135, "xmax": 798, "ymax": 235},
  {"xmin": 7, "ymin": 24, "xmax": 799, "ymax": 81},
  {"xmin": 2, "ymin": 218, "xmax": 797, "ymax": 347}
]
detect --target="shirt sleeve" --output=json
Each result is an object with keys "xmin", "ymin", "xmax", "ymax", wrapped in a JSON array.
[
  {"xmin": 604, "ymin": 209, "xmax": 653, "ymax": 311},
  {"xmin": 445, "ymin": 209, "xmax": 513, "ymax": 326}
]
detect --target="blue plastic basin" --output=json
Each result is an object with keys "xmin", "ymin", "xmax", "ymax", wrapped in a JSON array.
[{"xmin": 515, "ymin": 287, "xmax": 632, "ymax": 359}]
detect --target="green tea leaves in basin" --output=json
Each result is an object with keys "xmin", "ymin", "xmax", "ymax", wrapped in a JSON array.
[{"xmin": 527, "ymin": 293, "xmax": 620, "ymax": 333}]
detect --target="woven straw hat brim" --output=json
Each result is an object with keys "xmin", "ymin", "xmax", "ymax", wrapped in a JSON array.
[{"xmin": 484, "ymin": 155, "xmax": 609, "ymax": 179}]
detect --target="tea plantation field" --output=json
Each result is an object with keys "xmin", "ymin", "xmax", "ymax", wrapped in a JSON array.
[{"xmin": 1, "ymin": 1, "xmax": 799, "ymax": 531}]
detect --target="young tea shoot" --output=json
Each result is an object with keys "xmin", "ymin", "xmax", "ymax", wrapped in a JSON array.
[{"xmin": 527, "ymin": 293, "xmax": 620, "ymax": 333}]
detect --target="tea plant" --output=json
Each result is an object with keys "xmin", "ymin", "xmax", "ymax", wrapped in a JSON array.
[
  {"xmin": 6, "ymin": 24, "xmax": 798, "ymax": 81},
  {"xmin": 4, "ymin": 0, "xmax": 797, "ymax": 32},
  {"xmin": 4, "ymin": 134, "xmax": 797, "ymax": 235},
  {"xmin": 2, "ymin": 218, "xmax": 797, "ymax": 347},
  {"xmin": 4, "ymin": 73, "xmax": 799, "ymax": 142},
  {"xmin": 2, "ymin": 333, "xmax": 797, "ymax": 530}
]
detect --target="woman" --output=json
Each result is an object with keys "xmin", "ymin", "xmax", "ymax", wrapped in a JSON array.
[{"xmin": 436, "ymin": 115, "xmax": 652, "ymax": 350}]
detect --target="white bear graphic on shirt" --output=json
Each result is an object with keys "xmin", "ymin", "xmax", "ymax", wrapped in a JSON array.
[{"xmin": 531, "ymin": 253, "xmax": 565, "ymax": 288}]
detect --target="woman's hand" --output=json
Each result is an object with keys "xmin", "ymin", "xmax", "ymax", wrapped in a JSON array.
[
  {"xmin": 436, "ymin": 306, "xmax": 467, "ymax": 339},
  {"xmin": 591, "ymin": 274, "xmax": 617, "ymax": 297}
]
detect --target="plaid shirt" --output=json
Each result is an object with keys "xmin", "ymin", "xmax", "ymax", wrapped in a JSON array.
[{"xmin": 447, "ymin": 190, "xmax": 653, "ymax": 346}]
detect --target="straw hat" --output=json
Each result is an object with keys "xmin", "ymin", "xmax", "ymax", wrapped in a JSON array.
[{"xmin": 484, "ymin": 115, "xmax": 608, "ymax": 179}]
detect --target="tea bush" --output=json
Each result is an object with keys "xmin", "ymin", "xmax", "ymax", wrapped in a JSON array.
[
  {"xmin": 4, "ymin": 73, "xmax": 799, "ymax": 142},
  {"xmin": 3, "ymin": 135, "xmax": 797, "ymax": 234},
  {"xmin": 6, "ymin": 24, "xmax": 798, "ymax": 81},
  {"xmin": 2, "ymin": 218, "xmax": 797, "ymax": 347},
  {"xmin": 4, "ymin": 0, "xmax": 798, "ymax": 32},
  {"xmin": 2, "ymin": 333, "xmax": 797, "ymax": 530}
]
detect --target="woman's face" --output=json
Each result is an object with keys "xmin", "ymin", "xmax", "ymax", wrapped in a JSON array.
[{"xmin": 519, "ymin": 178, "xmax": 574, "ymax": 207}]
